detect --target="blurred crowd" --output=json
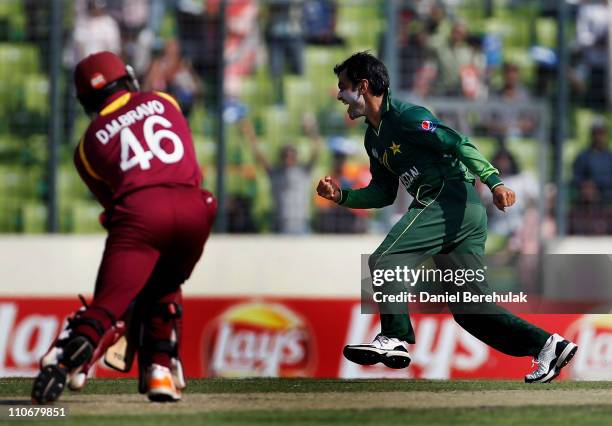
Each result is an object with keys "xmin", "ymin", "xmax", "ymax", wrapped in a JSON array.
[
  {"xmin": 31, "ymin": 0, "xmax": 612, "ymax": 239},
  {"xmin": 62, "ymin": 0, "xmax": 368, "ymax": 236},
  {"xmin": 62, "ymin": 0, "xmax": 345, "ymax": 108},
  {"xmin": 390, "ymin": 0, "xmax": 612, "ymax": 241},
  {"xmin": 394, "ymin": 0, "xmax": 609, "ymax": 106}
]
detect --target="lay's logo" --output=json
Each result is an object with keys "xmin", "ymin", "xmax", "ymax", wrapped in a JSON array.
[
  {"xmin": 204, "ymin": 302, "xmax": 316, "ymax": 377},
  {"xmin": 90, "ymin": 73, "xmax": 107, "ymax": 89},
  {"xmin": 420, "ymin": 120, "xmax": 437, "ymax": 133}
]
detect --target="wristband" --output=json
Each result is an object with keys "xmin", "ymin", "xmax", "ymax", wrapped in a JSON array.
[
  {"xmin": 337, "ymin": 189, "xmax": 349, "ymax": 205},
  {"xmin": 485, "ymin": 174, "xmax": 504, "ymax": 191}
]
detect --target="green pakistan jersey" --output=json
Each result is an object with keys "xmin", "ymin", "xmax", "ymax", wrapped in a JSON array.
[
  {"xmin": 338, "ymin": 92, "xmax": 551, "ymax": 355},
  {"xmin": 338, "ymin": 91, "xmax": 503, "ymax": 208}
]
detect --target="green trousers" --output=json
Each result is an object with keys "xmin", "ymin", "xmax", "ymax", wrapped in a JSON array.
[{"xmin": 370, "ymin": 180, "xmax": 549, "ymax": 357}]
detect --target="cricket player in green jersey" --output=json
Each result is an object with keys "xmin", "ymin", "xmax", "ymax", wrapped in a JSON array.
[{"xmin": 316, "ymin": 52, "xmax": 577, "ymax": 382}]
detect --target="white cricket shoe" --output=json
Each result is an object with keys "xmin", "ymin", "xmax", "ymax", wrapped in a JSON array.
[
  {"xmin": 147, "ymin": 364, "xmax": 182, "ymax": 402},
  {"xmin": 525, "ymin": 333, "xmax": 578, "ymax": 383},
  {"xmin": 343, "ymin": 334, "xmax": 411, "ymax": 369}
]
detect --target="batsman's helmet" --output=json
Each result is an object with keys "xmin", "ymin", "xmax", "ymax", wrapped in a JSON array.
[{"xmin": 74, "ymin": 51, "xmax": 140, "ymax": 114}]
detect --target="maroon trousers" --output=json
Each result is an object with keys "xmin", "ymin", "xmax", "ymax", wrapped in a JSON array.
[{"xmin": 76, "ymin": 185, "xmax": 216, "ymax": 367}]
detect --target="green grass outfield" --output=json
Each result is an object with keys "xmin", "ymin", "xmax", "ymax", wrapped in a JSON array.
[{"xmin": 1, "ymin": 378, "xmax": 612, "ymax": 425}]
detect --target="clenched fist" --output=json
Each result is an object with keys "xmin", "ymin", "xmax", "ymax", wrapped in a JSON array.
[
  {"xmin": 492, "ymin": 185, "xmax": 516, "ymax": 211},
  {"xmin": 317, "ymin": 176, "xmax": 341, "ymax": 203}
]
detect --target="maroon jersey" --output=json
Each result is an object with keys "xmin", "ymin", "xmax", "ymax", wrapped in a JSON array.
[{"xmin": 74, "ymin": 90, "xmax": 202, "ymax": 209}]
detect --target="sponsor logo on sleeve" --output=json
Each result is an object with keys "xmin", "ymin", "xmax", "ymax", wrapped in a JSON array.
[{"xmin": 420, "ymin": 120, "xmax": 438, "ymax": 133}]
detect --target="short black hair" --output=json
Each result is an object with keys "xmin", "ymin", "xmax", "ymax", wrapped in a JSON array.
[{"xmin": 333, "ymin": 51, "xmax": 389, "ymax": 96}]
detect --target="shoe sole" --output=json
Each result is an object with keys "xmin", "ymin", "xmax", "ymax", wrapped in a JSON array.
[
  {"xmin": 343, "ymin": 346, "xmax": 383, "ymax": 366},
  {"xmin": 542, "ymin": 343, "xmax": 578, "ymax": 384},
  {"xmin": 556, "ymin": 343, "xmax": 578, "ymax": 370},
  {"xmin": 343, "ymin": 346, "xmax": 411, "ymax": 369},
  {"xmin": 382, "ymin": 350, "xmax": 411, "ymax": 369},
  {"xmin": 147, "ymin": 390, "xmax": 181, "ymax": 403},
  {"xmin": 31, "ymin": 336, "xmax": 93, "ymax": 403},
  {"xmin": 527, "ymin": 343, "xmax": 578, "ymax": 384},
  {"xmin": 63, "ymin": 337, "xmax": 94, "ymax": 369},
  {"xmin": 31, "ymin": 365, "xmax": 67, "ymax": 404}
]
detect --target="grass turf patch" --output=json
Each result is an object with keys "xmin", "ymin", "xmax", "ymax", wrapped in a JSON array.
[
  {"xmin": 3, "ymin": 378, "xmax": 612, "ymax": 397},
  {"xmin": 4, "ymin": 406, "xmax": 612, "ymax": 426}
]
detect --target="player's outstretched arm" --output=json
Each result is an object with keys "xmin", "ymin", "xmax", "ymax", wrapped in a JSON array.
[
  {"xmin": 318, "ymin": 153, "xmax": 399, "ymax": 209},
  {"xmin": 316, "ymin": 175, "xmax": 398, "ymax": 209},
  {"xmin": 492, "ymin": 185, "xmax": 516, "ymax": 212}
]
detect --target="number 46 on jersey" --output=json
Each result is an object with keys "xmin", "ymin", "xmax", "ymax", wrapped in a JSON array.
[{"xmin": 120, "ymin": 115, "xmax": 184, "ymax": 172}]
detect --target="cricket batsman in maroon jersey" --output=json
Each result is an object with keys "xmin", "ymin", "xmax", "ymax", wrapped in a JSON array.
[{"xmin": 31, "ymin": 51, "xmax": 216, "ymax": 404}]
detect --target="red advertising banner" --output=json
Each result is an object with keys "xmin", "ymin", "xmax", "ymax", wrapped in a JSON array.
[{"xmin": 0, "ymin": 297, "xmax": 609, "ymax": 380}]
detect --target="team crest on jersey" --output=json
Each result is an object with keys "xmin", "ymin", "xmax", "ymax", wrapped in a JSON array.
[
  {"xmin": 390, "ymin": 141, "xmax": 401, "ymax": 155},
  {"xmin": 420, "ymin": 120, "xmax": 437, "ymax": 133}
]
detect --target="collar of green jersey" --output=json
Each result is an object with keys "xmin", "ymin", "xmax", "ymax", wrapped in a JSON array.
[{"xmin": 365, "ymin": 89, "xmax": 392, "ymax": 133}]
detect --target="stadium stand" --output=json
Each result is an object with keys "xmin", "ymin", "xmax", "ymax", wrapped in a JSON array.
[{"xmin": 0, "ymin": 0, "xmax": 610, "ymax": 239}]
